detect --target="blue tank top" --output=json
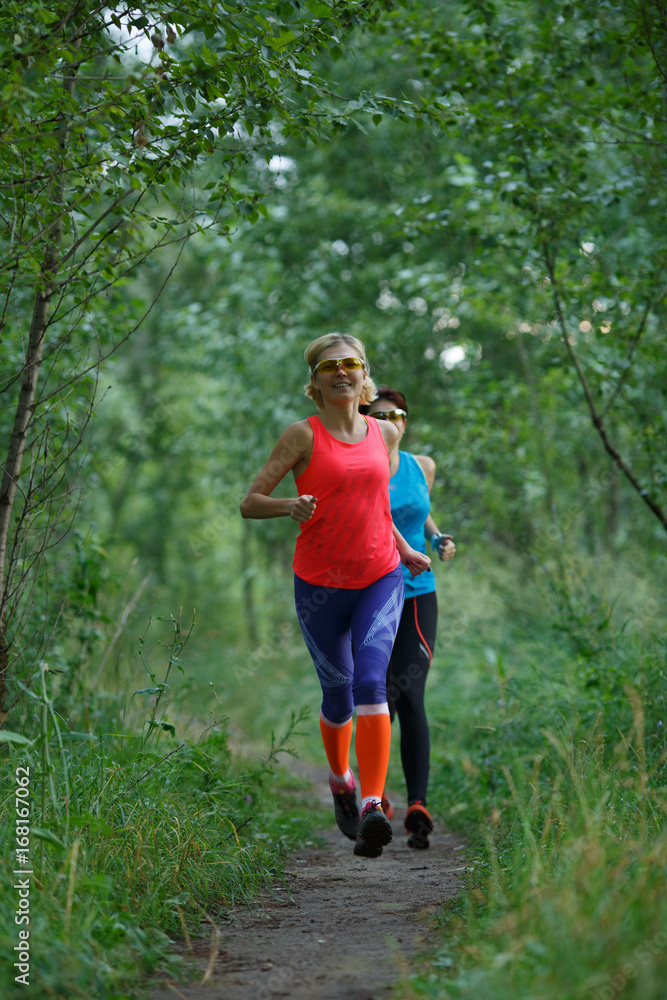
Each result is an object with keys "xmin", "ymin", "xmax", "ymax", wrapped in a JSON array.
[{"xmin": 388, "ymin": 451, "xmax": 435, "ymax": 597}]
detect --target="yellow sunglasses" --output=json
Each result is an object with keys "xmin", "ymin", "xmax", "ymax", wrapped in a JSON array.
[
  {"xmin": 311, "ymin": 356, "xmax": 366, "ymax": 375},
  {"xmin": 369, "ymin": 409, "xmax": 407, "ymax": 422}
]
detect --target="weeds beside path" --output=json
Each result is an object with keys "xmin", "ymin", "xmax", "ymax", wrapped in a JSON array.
[
  {"xmin": 3, "ymin": 552, "xmax": 664, "ymax": 999},
  {"xmin": 150, "ymin": 762, "xmax": 465, "ymax": 1000}
]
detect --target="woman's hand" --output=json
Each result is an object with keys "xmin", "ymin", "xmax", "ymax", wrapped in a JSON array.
[
  {"xmin": 289, "ymin": 495, "xmax": 318, "ymax": 523},
  {"xmin": 400, "ymin": 546, "xmax": 431, "ymax": 578},
  {"xmin": 440, "ymin": 538, "xmax": 456, "ymax": 561},
  {"xmin": 431, "ymin": 533, "xmax": 456, "ymax": 561}
]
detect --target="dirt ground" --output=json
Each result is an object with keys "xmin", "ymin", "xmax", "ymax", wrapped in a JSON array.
[{"xmin": 150, "ymin": 765, "xmax": 466, "ymax": 1000}]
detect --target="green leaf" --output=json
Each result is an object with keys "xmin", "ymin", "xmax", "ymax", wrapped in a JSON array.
[
  {"xmin": 146, "ymin": 720, "xmax": 176, "ymax": 735},
  {"xmin": 82, "ymin": 873, "xmax": 114, "ymax": 893},
  {"xmin": 30, "ymin": 827, "xmax": 67, "ymax": 851},
  {"xmin": 69, "ymin": 814, "xmax": 113, "ymax": 835},
  {"xmin": 0, "ymin": 730, "xmax": 32, "ymax": 746}
]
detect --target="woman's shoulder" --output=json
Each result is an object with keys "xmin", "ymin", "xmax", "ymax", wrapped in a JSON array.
[
  {"xmin": 285, "ymin": 417, "xmax": 315, "ymax": 435},
  {"xmin": 400, "ymin": 450, "xmax": 435, "ymax": 471},
  {"xmin": 375, "ymin": 416, "xmax": 400, "ymax": 449},
  {"xmin": 410, "ymin": 452, "xmax": 436, "ymax": 487},
  {"xmin": 278, "ymin": 418, "xmax": 315, "ymax": 450},
  {"xmin": 413, "ymin": 453, "xmax": 435, "ymax": 472}
]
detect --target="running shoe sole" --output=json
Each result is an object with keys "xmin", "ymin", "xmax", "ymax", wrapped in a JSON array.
[{"xmin": 353, "ymin": 807, "xmax": 393, "ymax": 858}]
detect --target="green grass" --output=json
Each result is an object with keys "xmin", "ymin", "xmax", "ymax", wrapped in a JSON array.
[
  {"xmin": 396, "ymin": 549, "xmax": 667, "ymax": 1000},
  {"xmin": 184, "ymin": 543, "xmax": 667, "ymax": 1000},
  {"xmin": 2, "ymin": 545, "xmax": 665, "ymax": 1000},
  {"xmin": 411, "ymin": 698, "xmax": 667, "ymax": 1000},
  {"xmin": 0, "ymin": 615, "xmax": 323, "ymax": 1000}
]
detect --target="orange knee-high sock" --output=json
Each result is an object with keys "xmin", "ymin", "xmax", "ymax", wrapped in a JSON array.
[
  {"xmin": 355, "ymin": 712, "xmax": 391, "ymax": 801},
  {"xmin": 319, "ymin": 716, "xmax": 353, "ymax": 779}
]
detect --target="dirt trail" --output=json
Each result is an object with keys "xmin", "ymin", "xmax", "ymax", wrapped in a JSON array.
[{"xmin": 150, "ymin": 764, "xmax": 465, "ymax": 1000}]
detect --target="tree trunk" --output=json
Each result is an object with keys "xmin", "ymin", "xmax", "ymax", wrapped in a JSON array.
[
  {"xmin": 0, "ymin": 253, "xmax": 59, "ymax": 712},
  {"xmin": 546, "ymin": 259, "xmax": 667, "ymax": 536},
  {"xmin": 0, "ymin": 55, "xmax": 77, "ymax": 714},
  {"xmin": 515, "ymin": 330, "xmax": 556, "ymax": 516}
]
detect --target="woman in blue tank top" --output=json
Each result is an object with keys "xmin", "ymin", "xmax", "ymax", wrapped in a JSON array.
[{"xmin": 363, "ymin": 386, "xmax": 456, "ymax": 848}]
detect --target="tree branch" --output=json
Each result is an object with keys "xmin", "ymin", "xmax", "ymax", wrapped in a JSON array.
[
  {"xmin": 545, "ymin": 252, "xmax": 667, "ymax": 533},
  {"xmin": 600, "ymin": 281, "xmax": 667, "ymax": 419}
]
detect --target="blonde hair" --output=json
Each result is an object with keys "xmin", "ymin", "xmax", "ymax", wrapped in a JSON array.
[{"xmin": 303, "ymin": 333, "xmax": 377, "ymax": 409}]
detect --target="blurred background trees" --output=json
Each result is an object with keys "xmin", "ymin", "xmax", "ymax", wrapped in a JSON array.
[
  {"xmin": 2, "ymin": 0, "xmax": 665, "ymax": 720},
  {"xmin": 0, "ymin": 0, "xmax": 413, "ymax": 713},
  {"xmin": 85, "ymin": 0, "xmax": 666, "ymax": 635},
  {"xmin": 1, "ymin": 5, "xmax": 665, "ymax": 997}
]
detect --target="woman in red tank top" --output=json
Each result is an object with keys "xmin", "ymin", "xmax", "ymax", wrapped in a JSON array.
[{"xmin": 241, "ymin": 334, "xmax": 430, "ymax": 858}]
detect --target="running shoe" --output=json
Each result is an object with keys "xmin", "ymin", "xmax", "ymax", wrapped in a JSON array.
[
  {"xmin": 405, "ymin": 802, "xmax": 434, "ymax": 849},
  {"xmin": 381, "ymin": 790, "xmax": 395, "ymax": 821},
  {"xmin": 353, "ymin": 801, "xmax": 393, "ymax": 858},
  {"xmin": 329, "ymin": 773, "xmax": 360, "ymax": 841}
]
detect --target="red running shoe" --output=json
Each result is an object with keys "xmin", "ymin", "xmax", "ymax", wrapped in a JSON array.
[
  {"xmin": 381, "ymin": 790, "xmax": 395, "ymax": 821},
  {"xmin": 405, "ymin": 802, "xmax": 434, "ymax": 849}
]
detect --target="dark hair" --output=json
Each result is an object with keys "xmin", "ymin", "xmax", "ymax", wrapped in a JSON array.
[{"xmin": 359, "ymin": 385, "xmax": 408, "ymax": 416}]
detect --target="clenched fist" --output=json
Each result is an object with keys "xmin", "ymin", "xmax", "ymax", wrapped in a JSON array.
[{"xmin": 290, "ymin": 494, "xmax": 318, "ymax": 523}]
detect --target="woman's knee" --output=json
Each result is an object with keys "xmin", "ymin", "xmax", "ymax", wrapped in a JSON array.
[
  {"xmin": 320, "ymin": 690, "xmax": 354, "ymax": 725},
  {"xmin": 387, "ymin": 664, "xmax": 425, "ymax": 702},
  {"xmin": 353, "ymin": 675, "xmax": 387, "ymax": 707}
]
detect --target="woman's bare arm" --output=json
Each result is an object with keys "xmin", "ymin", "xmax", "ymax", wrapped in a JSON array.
[
  {"xmin": 377, "ymin": 418, "xmax": 400, "ymax": 457},
  {"xmin": 416, "ymin": 455, "xmax": 456, "ymax": 561},
  {"xmin": 393, "ymin": 523, "xmax": 431, "ymax": 577},
  {"xmin": 240, "ymin": 422, "xmax": 317, "ymax": 522}
]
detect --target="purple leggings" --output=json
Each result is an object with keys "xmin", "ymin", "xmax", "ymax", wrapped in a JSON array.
[{"xmin": 294, "ymin": 565, "xmax": 405, "ymax": 724}]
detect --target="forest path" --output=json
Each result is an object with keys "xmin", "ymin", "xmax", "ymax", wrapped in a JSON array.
[{"xmin": 150, "ymin": 762, "xmax": 465, "ymax": 1000}]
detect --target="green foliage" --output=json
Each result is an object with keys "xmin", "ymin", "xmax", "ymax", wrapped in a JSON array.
[
  {"xmin": 1, "ymin": 2, "xmax": 666, "ymax": 995},
  {"xmin": 1, "ymin": 0, "xmax": 435, "ymax": 707},
  {"xmin": 84, "ymin": 0, "xmax": 667, "ymax": 637},
  {"xmin": 399, "ymin": 550, "xmax": 667, "ymax": 1000},
  {"xmin": 383, "ymin": 0, "xmax": 667, "ymax": 527},
  {"xmin": 0, "ymin": 620, "xmax": 315, "ymax": 999}
]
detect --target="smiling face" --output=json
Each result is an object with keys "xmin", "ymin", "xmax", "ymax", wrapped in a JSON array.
[
  {"xmin": 367, "ymin": 396, "xmax": 407, "ymax": 443},
  {"xmin": 310, "ymin": 341, "xmax": 368, "ymax": 407}
]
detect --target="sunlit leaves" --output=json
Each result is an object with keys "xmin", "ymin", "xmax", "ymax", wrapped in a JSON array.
[{"xmin": 1, "ymin": 0, "xmax": 424, "ymax": 699}]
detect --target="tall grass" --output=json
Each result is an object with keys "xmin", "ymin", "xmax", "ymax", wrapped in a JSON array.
[
  {"xmin": 183, "ymin": 546, "xmax": 666, "ymax": 1000},
  {"xmin": 2, "ymin": 542, "xmax": 664, "ymax": 999},
  {"xmin": 405, "ymin": 550, "xmax": 667, "ymax": 1000},
  {"xmin": 0, "ymin": 612, "xmax": 310, "ymax": 1000}
]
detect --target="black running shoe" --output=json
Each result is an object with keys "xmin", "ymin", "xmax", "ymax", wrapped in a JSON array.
[
  {"xmin": 353, "ymin": 802, "xmax": 393, "ymax": 858},
  {"xmin": 405, "ymin": 802, "xmax": 434, "ymax": 849},
  {"xmin": 329, "ymin": 774, "xmax": 360, "ymax": 841}
]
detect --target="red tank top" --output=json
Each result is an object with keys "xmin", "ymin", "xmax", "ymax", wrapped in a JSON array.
[{"xmin": 293, "ymin": 415, "xmax": 400, "ymax": 588}]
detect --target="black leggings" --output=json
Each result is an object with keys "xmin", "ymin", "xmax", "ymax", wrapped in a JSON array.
[{"xmin": 386, "ymin": 591, "xmax": 437, "ymax": 806}]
